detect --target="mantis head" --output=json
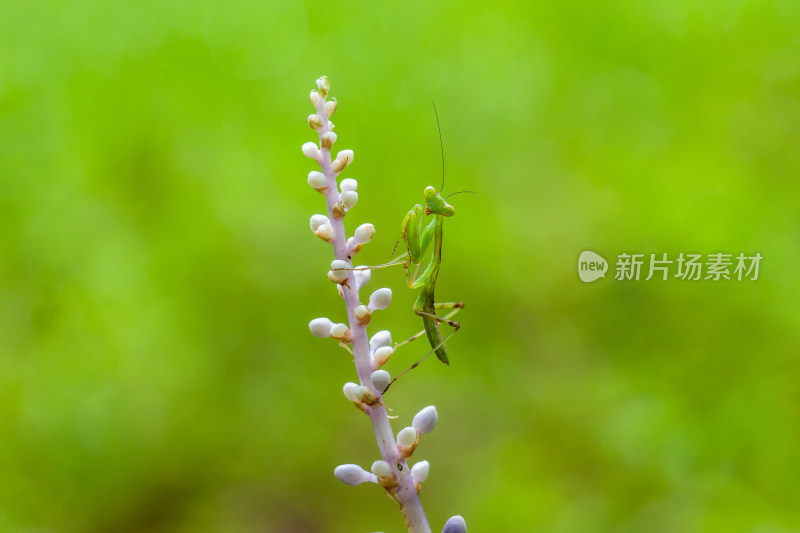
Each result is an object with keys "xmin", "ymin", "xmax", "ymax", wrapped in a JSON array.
[{"xmin": 424, "ymin": 186, "xmax": 455, "ymax": 217}]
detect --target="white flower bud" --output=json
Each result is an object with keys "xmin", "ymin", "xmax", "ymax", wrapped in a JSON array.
[
  {"xmin": 321, "ymin": 131, "xmax": 337, "ymax": 150},
  {"xmin": 309, "ymin": 317, "xmax": 334, "ymax": 338},
  {"xmin": 346, "ymin": 237, "xmax": 362, "ymax": 257},
  {"xmin": 442, "ymin": 516, "xmax": 467, "ymax": 533},
  {"xmin": 412, "ymin": 406, "xmax": 438, "ymax": 435},
  {"xmin": 397, "ymin": 427, "xmax": 418, "ymax": 447},
  {"xmin": 370, "ymin": 370, "xmax": 390, "ymax": 392},
  {"xmin": 302, "ymin": 142, "xmax": 322, "ymax": 161},
  {"xmin": 336, "ymin": 149, "xmax": 354, "ymax": 165},
  {"xmin": 369, "ymin": 330, "xmax": 392, "ymax": 352},
  {"xmin": 331, "ymin": 259, "xmax": 350, "ymax": 271},
  {"xmin": 310, "ymin": 214, "xmax": 330, "ymax": 232},
  {"xmin": 330, "ymin": 323, "xmax": 351, "ymax": 342},
  {"xmin": 354, "ymin": 223, "xmax": 374, "ymax": 244},
  {"xmin": 354, "ymin": 305, "xmax": 371, "ymax": 325},
  {"xmin": 330, "ymin": 322, "xmax": 348, "ymax": 337},
  {"xmin": 308, "ymin": 114, "xmax": 323, "ymax": 131},
  {"xmin": 343, "ymin": 382, "xmax": 360, "ymax": 402},
  {"xmin": 368, "ymin": 288, "xmax": 392, "ymax": 311},
  {"xmin": 324, "ymin": 99, "xmax": 338, "ymax": 116},
  {"xmin": 370, "ymin": 460, "xmax": 392, "ymax": 478},
  {"xmin": 307, "ymin": 171, "xmax": 327, "ymax": 192},
  {"xmin": 354, "ymin": 267, "xmax": 371, "ymax": 289},
  {"xmin": 340, "ymin": 178, "xmax": 358, "ymax": 192},
  {"xmin": 353, "ymin": 385, "xmax": 370, "ymax": 401},
  {"xmin": 334, "ymin": 464, "xmax": 375, "ymax": 486},
  {"xmin": 316, "ymin": 76, "xmax": 330, "ymax": 97},
  {"xmin": 341, "ymin": 190, "xmax": 358, "ymax": 211},
  {"xmin": 329, "ymin": 260, "xmax": 350, "ymax": 281},
  {"xmin": 310, "ymin": 90, "xmax": 323, "ymax": 108},
  {"xmin": 371, "ymin": 346, "xmax": 393, "ymax": 368},
  {"xmin": 411, "ymin": 460, "xmax": 430, "ymax": 484},
  {"xmin": 331, "ymin": 149, "xmax": 353, "ymax": 172},
  {"xmin": 315, "ymin": 224, "xmax": 333, "ymax": 242}
]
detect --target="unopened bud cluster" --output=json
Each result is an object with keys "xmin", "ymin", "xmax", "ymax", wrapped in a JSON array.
[
  {"xmin": 304, "ymin": 79, "xmax": 395, "ymax": 401},
  {"xmin": 303, "ymin": 78, "xmax": 355, "ymax": 221},
  {"xmin": 335, "ymin": 405, "xmax": 439, "ymax": 495},
  {"xmin": 305, "ymin": 78, "xmax": 394, "ymax": 336}
]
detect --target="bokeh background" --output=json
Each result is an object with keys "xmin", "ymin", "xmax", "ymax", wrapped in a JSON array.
[{"xmin": 2, "ymin": 1, "xmax": 800, "ymax": 531}]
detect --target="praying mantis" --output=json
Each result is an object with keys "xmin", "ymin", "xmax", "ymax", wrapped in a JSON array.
[
  {"xmin": 339, "ymin": 105, "xmax": 469, "ymax": 390},
  {"xmin": 376, "ymin": 107, "xmax": 468, "ymax": 389},
  {"xmin": 392, "ymin": 185, "xmax": 463, "ymax": 367}
]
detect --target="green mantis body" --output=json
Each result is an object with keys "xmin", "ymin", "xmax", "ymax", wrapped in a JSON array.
[
  {"xmin": 343, "ymin": 186, "xmax": 463, "ymax": 391},
  {"xmin": 395, "ymin": 185, "xmax": 463, "ymax": 367}
]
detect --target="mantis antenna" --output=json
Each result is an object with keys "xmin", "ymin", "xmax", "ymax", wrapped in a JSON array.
[
  {"xmin": 432, "ymin": 101, "xmax": 445, "ymax": 193},
  {"xmin": 391, "ymin": 103, "xmax": 448, "ymax": 260},
  {"xmin": 446, "ymin": 190, "xmax": 478, "ymax": 200}
]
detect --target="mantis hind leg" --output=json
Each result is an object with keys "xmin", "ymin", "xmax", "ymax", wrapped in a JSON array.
[
  {"xmin": 381, "ymin": 326, "xmax": 460, "ymax": 395},
  {"xmin": 414, "ymin": 306, "xmax": 463, "ymax": 330},
  {"xmin": 393, "ymin": 303, "xmax": 464, "ymax": 350},
  {"xmin": 416, "ymin": 301, "xmax": 463, "ymax": 363},
  {"xmin": 381, "ymin": 302, "xmax": 464, "ymax": 395}
]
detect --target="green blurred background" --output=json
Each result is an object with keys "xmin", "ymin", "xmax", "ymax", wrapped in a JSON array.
[{"xmin": 2, "ymin": 1, "xmax": 799, "ymax": 531}]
